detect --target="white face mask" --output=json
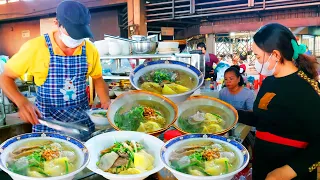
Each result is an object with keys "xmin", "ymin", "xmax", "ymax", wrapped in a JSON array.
[
  {"xmin": 254, "ymin": 53, "xmax": 278, "ymax": 76},
  {"xmin": 59, "ymin": 29, "xmax": 84, "ymax": 48}
]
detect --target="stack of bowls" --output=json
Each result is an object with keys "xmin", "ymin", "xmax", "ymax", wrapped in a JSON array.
[{"xmin": 157, "ymin": 42, "xmax": 180, "ymax": 54}]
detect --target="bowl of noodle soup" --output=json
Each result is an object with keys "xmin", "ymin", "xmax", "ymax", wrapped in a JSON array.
[
  {"xmin": 107, "ymin": 90, "xmax": 178, "ymax": 136},
  {"xmin": 174, "ymin": 96, "xmax": 238, "ymax": 135},
  {"xmin": 0, "ymin": 133, "xmax": 89, "ymax": 180},
  {"xmin": 130, "ymin": 60, "xmax": 204, "ymax": 103},
  {"xmin": 160, "ymin": 134, "xmax": 249, "ymax": 180}
]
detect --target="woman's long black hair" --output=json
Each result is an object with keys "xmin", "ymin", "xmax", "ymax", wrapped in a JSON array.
[
  {"xmin": 224, "ymin": 65, "xmax": 245, "ymax": 86},
  {"xmin": 253, "ymin": 23, "xmax": 318, "ymax": 79}
]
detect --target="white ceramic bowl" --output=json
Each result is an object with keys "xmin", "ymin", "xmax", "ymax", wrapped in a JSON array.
[
  {"xmin": 161, "ymin": 134, "xmax": 249, "ymax": 180},
  {"xmin": 114, "ymin": 90, "xmax": 126, "ymax": 97},
  {"xmin": 85, "ymin": 131, "xmax": 165, "ymax": 180},
  {"xmin": 130, "ymin": 60, "xmax": 204, "ymax": 103},
  {"xmin": 87, "ymin": 109, "xmax": 109, "ymax": 126},
  {"xmin": 158, "ymin": 42, "xmax": 179, "ymax": 49},
  {"xmin": 108, "ymin": 41, "xmax": 122, "ymax": 56},
  {"xmin": 94, "ymin": 40, "xmax": 109, "ymax": 56},
  {"xmin": 107, "ymin": 90, "xmax": 178, "ymax": 135},
  {"xmin": 175, "ymin": 96, "xmax": 238, "ymax": 135},
  {"xmin": 0, "ymin": 133, "xmax": 89, "ymax": 180}
]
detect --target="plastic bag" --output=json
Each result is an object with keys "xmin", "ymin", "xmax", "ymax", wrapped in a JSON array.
[
  {"xmin": 232, "ymin": 168, "xmax": 252, "ymax": 180},
  {"xmin": 0, "ymin": 55, "xmax": 8, "ymax": 74},
  {"xmin": 0, "ymin": 55, "xmax": 8, "ymax": 63},
  {"xmin": 0, "ymin": 60, "xmax": 5, "ymax": 74}
]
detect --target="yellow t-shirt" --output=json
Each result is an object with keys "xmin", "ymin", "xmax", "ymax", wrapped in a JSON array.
[{"xmin": 5, "ymin": 31, "xmax": 102, "ymax": 86}]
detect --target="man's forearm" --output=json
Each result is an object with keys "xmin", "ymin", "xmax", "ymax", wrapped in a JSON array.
[
  {"xmin": 0, "ymin": 74, "xmax": 26, "ymax": 106},
  {"xmin": 93, "ymin": 77, "xmax": 110, "ymax": 103}
]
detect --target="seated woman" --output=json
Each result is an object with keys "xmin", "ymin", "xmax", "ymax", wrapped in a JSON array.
[{"xmin": 219, "ymin": 65, "xmax": 255, "ymax": 110}]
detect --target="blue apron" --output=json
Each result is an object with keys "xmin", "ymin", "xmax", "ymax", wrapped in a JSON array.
[{"xmin": 33, "ymin": 33, "xmax": 95, "ymax": 133}]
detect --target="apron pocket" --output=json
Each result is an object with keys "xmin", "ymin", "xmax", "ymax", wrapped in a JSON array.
[{"xmin": 49, "ymin": 106, "xmax": 90, "ymax": 123}]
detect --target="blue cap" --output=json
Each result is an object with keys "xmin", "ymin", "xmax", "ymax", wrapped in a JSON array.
[{"xmin": 56, "ymin": 0, "xmax": 93, "ymax": 40}]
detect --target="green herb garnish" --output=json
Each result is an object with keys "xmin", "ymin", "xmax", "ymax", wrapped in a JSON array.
[
  {"xmin": 65, "ymin": 160, "xmax": 69, "ymax": 174},
  {"xmin": 225, "ymin": 161, "xmax": 229, "ymax": 174},
  {"xmin": 114, "ymin": 106, "xmax": 145, "ymax": 131}
]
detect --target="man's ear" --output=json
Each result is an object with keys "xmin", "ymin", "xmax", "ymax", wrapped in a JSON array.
[{"xmin": 53, "ymin": 19, "xmax": 59, "ymax": 28}]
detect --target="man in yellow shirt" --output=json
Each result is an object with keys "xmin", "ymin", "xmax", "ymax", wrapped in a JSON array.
[{"xmin": 0, "ymin": 1, "xmax": 110, "ymax": 134}]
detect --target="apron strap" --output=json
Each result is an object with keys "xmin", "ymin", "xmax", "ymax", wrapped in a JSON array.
[
  {"xmin": 81, "ymin": 41, "xmax": 86, "ymax": 56},
  {"xmin": 44, "ymin": 33, "xmax": 55, "ymax": 56}
]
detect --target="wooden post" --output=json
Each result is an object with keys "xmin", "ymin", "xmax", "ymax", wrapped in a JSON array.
[
  {"xmin": 127, "ymin": 0, "xmax": 147, "ymax": 36},
  {"xmin": 206, "ymin": 34, "xmax": 216, "ymax": 54}
]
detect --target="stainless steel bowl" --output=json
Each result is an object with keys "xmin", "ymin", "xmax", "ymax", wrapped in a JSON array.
[
  {"xmin": 131, "ymin": 41, "xmax": 157, "ymax": 54},
  {"xmin": 132, "ymin": 35, "xmax": 147, "ymax": 41}
]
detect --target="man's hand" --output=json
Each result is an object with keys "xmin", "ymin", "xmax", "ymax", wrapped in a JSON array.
[
  {"xmin": 0, "ymin": 68, "xmax": 41, "ymax": 124},
  {"xmin": 266, "ymin": 165, "xmax": 297, "ymax": 180},
  {"xmin": 93, "ymin": 77, "xmax": 110, "ymax": 109},
  {"xmin": 16, "ymin": 98, "xmax": 41, "ymax": 125},
  {"xmin": 101, "ymin": 99, "xmax": 111, "ymax": 109}
]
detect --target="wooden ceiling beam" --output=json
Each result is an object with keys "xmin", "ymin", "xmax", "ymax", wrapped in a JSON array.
[
  {"xmin": 0, "ymin": 0, "xmax": 126, "ymax": 21},
  {"xmin": 200, "ymin": 16, "xmax": 320, "ymax": 34}
]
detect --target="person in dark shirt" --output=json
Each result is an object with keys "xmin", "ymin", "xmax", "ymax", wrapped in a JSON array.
[
  {"xmin": 238, "ymin": 23, "xmax": 320, "ymax": 180},
  {"xmin": 197, "ymin": 42, "xmax": 219, "ymax": 78}
]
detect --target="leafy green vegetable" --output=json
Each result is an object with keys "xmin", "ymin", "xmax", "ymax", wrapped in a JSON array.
[
  {"xmin": 177, "ymin": 162, "xmax": 198, "ymax": 171},
  {"xmin": 212, "ymin": 113, "xmax": 222, "ymax": 119},
  {"xmin": 38, "ymin": 170, "xmax": 49, "ymax": 177},
  {"xmin": 178, "ymin": 117, "xmax": 202, "ymax": 133},
  {"xmin": 137, "ymin": 146, "xmax": 144, "ymax": 151},
  {"xmin": 8, "ymin": 164, "xmax": 28, "ymax": 175},
  {"xmin": 126, "ymin": 159, "xmax": 132, "ymax": 169},
  {"xmin": 152, "ymin": 70, "xmax": 172, "ymax": 83},
  {"xmin": 31, "ymin": 167, "xmax": 49, "ymax": 177},
  {"xmin": 189, "ymin": 152, "xmax": 204, "ymax": 161},
  {"xmin": 172, "ymin": 152, "xmax": 205, "ymax": 171},
  {"xmin": 92, "ymin": 112, "xmax": 107, "ymax": 117},
  {"xmin": 114, "ymin": 106, "xmax": 145, "ymax": 131},
  {"xmin": 27, "ymin": 151, "xmax": 45, "ymax": 168},
  {"xmin": 225, "ymin": 161, "xmax": 229, "ymax": 174},
  {"xmin": 8, "ymin": 151, "xmax": 46, "ymax": 176},
  {"xmin": 65, "ymin": 160, "xmax": 69, "ymax": 174}
]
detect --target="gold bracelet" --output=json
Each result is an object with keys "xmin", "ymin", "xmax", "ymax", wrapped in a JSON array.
[{"xmin": 309, "ymin": 161, "xmax": 320, "ymax": 172}]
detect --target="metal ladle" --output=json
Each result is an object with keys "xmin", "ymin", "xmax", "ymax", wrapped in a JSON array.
[{"xmin": 39, "ymin": 119, "xmax": 90, "ymax": 140}]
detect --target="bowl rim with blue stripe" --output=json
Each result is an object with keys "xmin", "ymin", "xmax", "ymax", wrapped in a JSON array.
[
  {"xmin": 160, "ymin": 134, "xmax": 249, "ymax": 179},
  {"xmin": 130, "ymin": 60, "xmax": 204, "ymax": 97},
  {"xmin": 0, "ymin": 132, "xmax": 89, "ymax": 179}
]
